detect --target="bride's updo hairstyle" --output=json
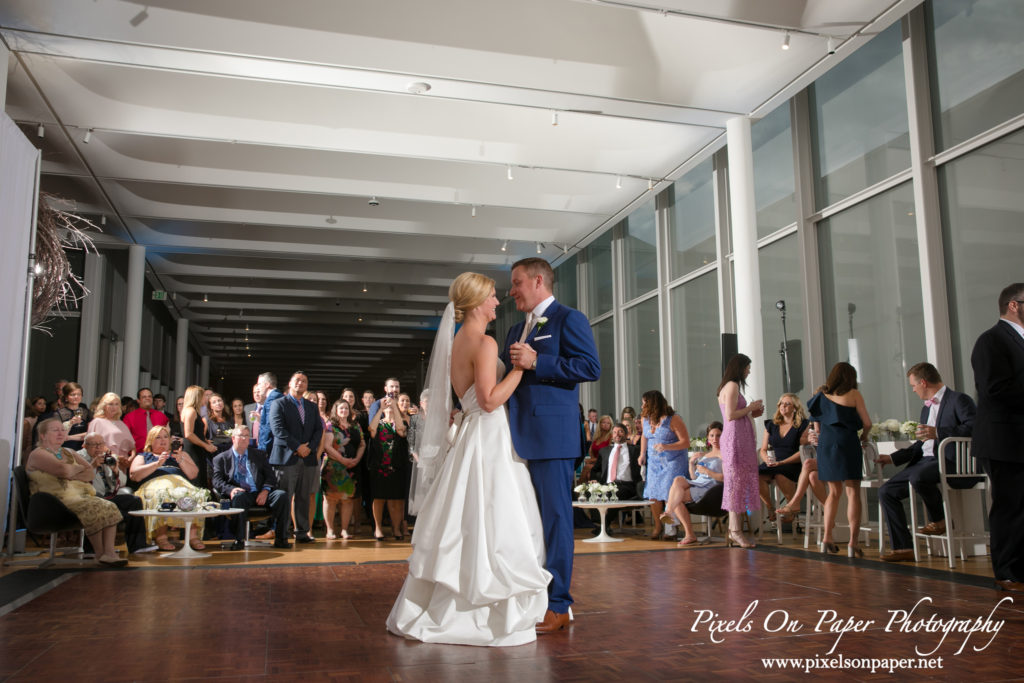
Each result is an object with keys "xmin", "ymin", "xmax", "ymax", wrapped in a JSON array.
[{"xmin": 449, "ymin": 272, "xmax": 495, "ymax": 323}]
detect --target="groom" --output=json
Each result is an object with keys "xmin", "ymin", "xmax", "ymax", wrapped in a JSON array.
[{"xmin": 503, "ymin": 257, "xmax": 600, "ymax": 634}]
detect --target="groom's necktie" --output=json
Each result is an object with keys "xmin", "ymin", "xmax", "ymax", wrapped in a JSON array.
[
  {"xmin": 518, "ymin": 312, "xmax": 535, "ymax": 343},
  {"xmin": 607, "ymin": 444, "xmax": 621, "ymax": 484}
]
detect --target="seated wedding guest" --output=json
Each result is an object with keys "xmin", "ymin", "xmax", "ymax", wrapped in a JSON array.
[
  {"xmin": 775, "ymin": 454, "xmax": 827, "ymax": 521},
  {"xmin": 122, "ymin": 388, "xmax": 169, "ymax": 453},
  {"xmin": 322, "ymin": 399, "xmax": 365, "ymax": 539},
  {"xmin": 876, "ymin": 362, "xmax": 976, "ymax": 562},
  {"xmin": 129, "ymin": 425, "xmax": 205, "ymax": 551},
  {"xmin": 22, "ymin": 395, "xmax": 47, "ymax": 457},
  {"xmin": 620, "ymin": 406, "xmax": 636, "ymax": 429},
  {"xmin": 88, "ymin": 392, "xmax": 136, "ymax": 461},
  {"xmin": 50, "ymin": 382, "xmax": 91, "ymax": 449},
  {"xmin": 120, "ymin": 396, "xmax": 138, "ymax": 418},
  {"xmin": 591, "ymin": 423, "xmax": 641, "ymax": 535},
  {"xmin": 640, "ymin": 390, "xmax": 691, "ymax": 539},
  {"xmin": 629, "ymin": 416, "xmax": 643, "ymax": 446},
  {"xmin": 211, "ymin": 425, "xmax": 290, "ymax": 550},
  {"xmin": 78, "ymin": 433, "xmax": 155, "ymax": 554},
  {"xmin": 204, "ymin": 393, "xmax": 234, "ymax": 452},
  {"xmin": 758, "ymin": 393, "xmax": 810, "ymax": 523},
  {"xmin": 663, "ymin": 422, "xmax": 725, "ymax": 546},
  {"xmin": 27, "ymin": 418, "xmax": 127, "ymax": 566},
  {"xmin": 582, "ymin": 414, "xmax": 614, "ymax": 481}
]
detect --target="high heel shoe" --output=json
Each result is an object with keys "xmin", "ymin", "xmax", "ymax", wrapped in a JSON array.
[
  {"xmin": 727, "ymin": 531, "xmax": 755, "ymax": 549},
  {"xmin": 848, "ymin": 545, "xmax": 864, "ymax": 559},
  {"xmin": 820, "ymin": 541, "xmax": 839, "ymax": 554}
]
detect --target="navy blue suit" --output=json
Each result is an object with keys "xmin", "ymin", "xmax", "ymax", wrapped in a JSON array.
[
  {"xmin": 501, "ymin": 299, "xmax": 600, "ymax": 613},
  {"xmin": 878, "ymin": 388, "xmax": 976, "ymax": 550},
  {"xmin": 972, "ymin": 320, "xmax": 1024, "ymax": 581},
  {"xmin": 211, "ymin": 446, "xmax": 289, "ymax": 540},
  {"xmin": 267, "ymin": 394, "xmax": 322, "ymax": 538},
  {"xmin": 257, "ymin": 388, "xmax": 283, "ymax": 452}
]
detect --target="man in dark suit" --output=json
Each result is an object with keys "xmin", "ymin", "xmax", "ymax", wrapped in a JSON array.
[
  {"xmin": 503, "ymin": 257, "xmax": 601, "ymax": 634},
  {"xmin": 592, "ymin": 423, "xmax": 641, "ymax": 535},
  {"xmin": 877, "ymin": 362, "xmax": 975, "ymax": 562},
  {"xmin": 211, "ymin": 425, "xmax": 291, "ymax": 550},
  {"xmin": 267, "ymin": 371, "xmax": 322, "ymax": 543},
  {"xmin": 971, "ymin": 283, "xmax": 1024, "ymax": 592}
]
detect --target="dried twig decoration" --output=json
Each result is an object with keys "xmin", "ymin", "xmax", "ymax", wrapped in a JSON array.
[{"xmin": 32, "ymin": 192, "xmax": 100, "ymax": 332}]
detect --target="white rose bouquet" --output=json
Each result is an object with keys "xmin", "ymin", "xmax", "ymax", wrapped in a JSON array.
[
  {"xmin": 900, "ymin": 420, "xmax": 919, "ymax": 436},
  {"xmin": 690, "ymin": 437, "xmax": 707, "ymax": 452}
]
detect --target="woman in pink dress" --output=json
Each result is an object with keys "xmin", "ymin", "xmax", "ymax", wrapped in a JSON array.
[{"xmin": 716, "ymin": 353, "xmax": 764, "ymax": 549}]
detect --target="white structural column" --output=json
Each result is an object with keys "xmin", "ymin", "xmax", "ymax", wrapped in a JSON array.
[
  {"xmin": 174, "ymin": 317, "xmax": 188, "ymax": 400},
  {"xmin": 138, "ymin": 371, "xmax": 151, "ymax": 395},
  {"xmin": 200, "ymin": 355, "xmax": 210, "ymax": 389},
  {"xmin": 726, "ymin": 117, "xmax": 766, "ymax": 400},
  {"xmin": 121, "ymin": 244, "xmax": 145, "ymax": 395},
  {"xmin": 77, "ymin": 252, "xmax": 105, "ymax": 400}
]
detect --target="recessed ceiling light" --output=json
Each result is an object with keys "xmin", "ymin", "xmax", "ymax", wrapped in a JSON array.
[
  {"xmin": 407, "ymin": 81, "xmax": 432, "ymax": 94},
  {"xmin": 781, "ymin": 31, "xmax": 791, "ymax": 50}
]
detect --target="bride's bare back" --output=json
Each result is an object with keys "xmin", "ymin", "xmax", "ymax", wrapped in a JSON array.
[{"xmin": 451, "ymin": 325, "xmax": 522, "ymax": 413}]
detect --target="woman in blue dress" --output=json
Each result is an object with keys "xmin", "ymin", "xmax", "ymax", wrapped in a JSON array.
[
  {"xmin": 639, "ymin": 390, "xmax": 690, "ymax": 539},
  {"xmin": 807, "ymin": 362, "xmax": 872, "ymax": 558},
  {"xmin": 662, "ymin": 421, "xmax": 724, "ymax": 546}
]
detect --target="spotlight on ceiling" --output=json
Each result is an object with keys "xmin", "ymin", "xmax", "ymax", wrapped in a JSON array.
[
  {"xmin": 362, "ymin": 283, "xmax": 368, "ymax": 293},
  {"xmin": 82, "ymin": 128, "xmax": 93, "ymax": 144},
  {"xmin": 406, "ymin": 81, "xmax": 432, "ymax": 94},
  {"xmin": 36, "ymin": 124, "xmax": 44, "ymax": 138},
  {"xmin": 648, "ymin": 178, "xmax": 654, "ymax": 190},
  {"xmin": 203, "ymin": 293, "xmax": 208, "ymax": 303},
  {"xmin": 500, "ymin": 240, "xmax": 508, "ymax": 252},
  {"xmin": 536, "ymin": 242, "xmax": 543, "ymax": 254},
  {"xmin": 616, "ymin": 176, "xmax": 622, "ymax": 190},
  {"xmin": 827, "ymin": 36, "xmax": 838, "ymax": 55},
  {"xmin": 368, "ymin": 196, "xmax": 380, "ymax": 207},
  {"xmin": 551, "ymin": 111, "xmax": 559, "ymax": 126},
  {"xmin": 471, "ymin": 205, "xmax": 477, "ymax": 218},
  {"xmin": 507, "ymin": 165, "xmax": 514, "ymax": 181},
  {"xmin": 781, "ymin": 31, "xmax": 791, "ymax": 50}
]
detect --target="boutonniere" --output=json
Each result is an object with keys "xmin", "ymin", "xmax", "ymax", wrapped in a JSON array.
[{"xmin": 535, "ymin": 316, "xmax": 548, "ymax": 330}]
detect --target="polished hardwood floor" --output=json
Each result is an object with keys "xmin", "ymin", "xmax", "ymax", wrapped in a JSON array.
[{"xmin": 0, "ymin": 522, "xmax": 1018, "ymax": 682}]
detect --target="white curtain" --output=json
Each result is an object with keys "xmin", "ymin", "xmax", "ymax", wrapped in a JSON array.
[{"xmin": 0, "ymin": 113, "xmax": 41, "ymax": 546}]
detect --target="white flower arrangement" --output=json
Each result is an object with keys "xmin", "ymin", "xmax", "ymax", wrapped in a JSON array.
[
  {"xmin": 574, "ymin": 484, "xmax": 587, "ymax": 494},
  {"xmin": 154, "ymin": 485, "xmax": 211, "ymax": 507},
  {"xmin": 690, "ymin": 437, "xmax": 707, "ymax": 452},
  {"xmin": 900, "ymin": 420, "xmax": 919, "ymax": 436}
]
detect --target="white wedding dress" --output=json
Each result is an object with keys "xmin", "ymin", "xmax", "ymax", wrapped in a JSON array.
[{"xmin": 386, "ymin": 360, "xmax": 551, "ymax": 646}]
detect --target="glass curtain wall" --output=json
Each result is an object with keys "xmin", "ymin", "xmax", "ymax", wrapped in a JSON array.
[
  {"xmin": 623, "ymin": 297, "xmax": 661, "ymax": 407},
  {"xmin": 669, "ymin": 273, "xmax": 721, "ymax": 431},
  {"xmin": 666, "ymin": 160, "xmax": 717, "ymax": 280},
  {"xmin": 591, "ymin": 317, "xmax": 616, "ymax": 415},
  {"xmin": 752, "ymin": 105, "xmax": 797, "ymax": 239},
  {"xmin": 585, "ymin": 229, "xmax": 615, "ymax": 318},
  {"xmin": 758, "ymin": 236, "xmax": 806, "ymax": 404},
  {"xmin": 622, "ymin": 202, "xmax": 658, "ymax": 302}
]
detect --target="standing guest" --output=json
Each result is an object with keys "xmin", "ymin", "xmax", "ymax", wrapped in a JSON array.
[
  {"xmin": 22, "ymin": 395, "xmax": 48, "ymax": 457},
  {"xmin": 971, "ymin": 283, "xmax": 1024, "ymax": 592},
  {"xmin": 257, "ymin": 373, "xmax": 283, "ymax": 453},
  {"xmin": 757, "ymin": 393, "xmax": 810, "ymax": 522},
  {"xmin": 620, "ymin": 406, "xmax": 636, "ymax": 429},
  {"xmin": 397, "ymin": 392, "xmax": 415, "ymax": 537},
  {"xmin": 629, "ymin": 416, "xmax": 643, "ymax": 446},
  {"xmin": 52, "ymin": 379, "xmax": 68, "ymax": 411},
  {"xmin": 27, "ymin": 418, "xmax": 127, "ymax": 566},
  {"xmin": 168, "ymin": 396, "xmax": 185, "ymax": 438},
  {"xmin": 243, "ymin": 383, "xmax": 265, "ymax": 443},
  {"xmin": 584, "ymin": 409, "xmax": 599, "ymax": 455},
  {"xmin": 130, "ymin": 425, "xmax": 204, "ymax": 551},
  {"xmin": 200, "ymin": 388, "xmax": 213, "ymax": 419},
  {"xmin": 78, "ymin": 433, "xmax": 155, "ymax": 554},
  {"xmin": 717, "ymin": 353, "xmax": 765, "ymax": 549},
  {"xmin": 122, "ymin": 388, "xmax": 170, "ymax": 453},
  {"xmin": 368, "ymin": 378, "xmax": 401, "ymax": 423},
  {"xmin": 204, "ymin": 393, "xmax": 234, "ymax": 452},
  {"xmin": 230, "ymin": 398, "xmax": 247, "ymax": 430},
  {"xmin": 153, "ymin": 394, "xmax": 173, "ymax": 423},
  {"xmin": 321, "ymin": 399, "xmax": 364, "ymax": 539},
  {"xmin": 211, "ymin": 425, "xmax": 291, "ymax": 551},
  {"xmin": 368, "ymin": 389, "xmax": 408, "ymax": 540},
  {"xmin": 120, "ymin": 396, "xmax": 138, "ymax": 418},
  {"xmin": 807, "ymin": 362, "xmax": 871, "ymax": 558},
  {"xmin": 345, "ymin": 387, "xmax": 371, "ymax": 531},
  {"xmin": 876, "ymin": 362, "xmax": 976, "ymax": 562},
  {"xmin": 49, "ymin": 382, "xmax": 91, "ymax": 449},
  {"xmin": 88, "ymin": 393, "xmax": 136, "ymax": 460},
  {"xmin": 305, "ymin": 390, "xmax": 329, "ymax": 537},
  {"xmin": 638, "ymin": 391, "xmax": 690, "ymax": 539},
  {"xmin": 360, "ymin": 390, "xmax": 376, "ymax": 423},
  {"xmin": 663, "ymin": 421, "xmax": 725, "ymax": 546},
  {"xmin": 267, "ymin": 371, "xmax": 322, "ymax": 544},
  {"xmin": 181, "ymin": 385, "xmax": 217, "ymax": 488}
]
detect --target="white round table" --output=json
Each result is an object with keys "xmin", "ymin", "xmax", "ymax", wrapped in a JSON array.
[
  {"xmin": 572, "ymin": 499, "xmax": 654, "ymax": 543},
  {"xmin": 129, "ymin": 508, "xmax": 243, "ymax": 559}
]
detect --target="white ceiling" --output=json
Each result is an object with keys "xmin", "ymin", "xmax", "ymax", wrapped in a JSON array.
[{"xmin": 1, "ymin": 0, "xmax": 917, "ymax": 391}]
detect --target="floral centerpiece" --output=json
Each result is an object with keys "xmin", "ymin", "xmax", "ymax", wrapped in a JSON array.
[
  {"xmin": 575, "ymin": 481, "xmax": 618, "ymax": 502},
  {"xmin": 867, "ymin": 418, "xmax": 919, "ymax": 442},
  {"xmin": 689, "ymin": 437, "xmax": 707, "ymax": 452},
  {"xmin": 152, "ymin": 485, "xmax": 212, "ymax": 510}
]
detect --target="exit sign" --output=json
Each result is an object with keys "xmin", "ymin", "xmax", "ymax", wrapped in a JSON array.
[{"xmin": 152, "ymin": 290, "xmax": 167, "ymax": 300}]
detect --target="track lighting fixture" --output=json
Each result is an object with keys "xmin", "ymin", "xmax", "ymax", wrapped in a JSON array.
[
  {"xmin": 552, "ymin": 111, "xmax": 559, "ymax": 126},
  {"xmin": 648, "ymin": 178, "xmax": 654, "ymax": 190},
  {"xmin": 37, "ymin": 124, "xmax": 44, "ymax": 138},
  {"xmin": 362, "ymin": 283, "xmax": 368, "ymax": 293},
  {"xmin": 326, "ymin": 215, "xmax": 337, "ymax": 224},
  {"xmin": 100, "ymin": 215, "xmax": 107, "ymax": 226},
  {"xmin": 616, "ymin": 176, "xmax": 622, "ymax": 190},
  {"xmin": 83, "ymin": 128, "xmax": 93, "ymax": 143},
  {"xmin": 826, "ymin": 36, "xmax": 838, "ymax": 55},
  {"xmin": 471, "ymin": 205, "xmax": 477, "ymax": 218},
  {"xmin": 781, "ymin": 32, "xmax": 791, "ymax": 50},
  {"xmin": 562, "ymin": 244, "xmax": 568, "ymax": 255},
  {"xmin": 501, "ymin": 240, "xmax": 508, "ymax": 252},
  {"xmin": 536, "ymin": 242, "xmax": 543, "ymax": 254},
  {"xmin": 507, "ymin": 165, "xmax": 514, "ymax": 181},
  {"xmin": 203, "ymin": 293, "xmax": 208, "ymax": 303}
]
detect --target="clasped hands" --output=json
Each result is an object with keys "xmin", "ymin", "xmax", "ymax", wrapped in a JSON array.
[
  {"xmin": 508, "ymin": 342, "xmax": 536, "ymax": 371},
  {"xmin": 230, "ymin": 487, "xmax": 269, "ymax": 505}
]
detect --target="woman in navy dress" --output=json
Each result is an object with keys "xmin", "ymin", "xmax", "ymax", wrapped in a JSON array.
[
  {"xmin": 807, "ymin": 362, "xmax": 872, "ymax": 558},
  {"xmin": 758, "ymin": 393, "xmax": 810, "ymax": 522},
  {"xmin": 639, "ymin": 390, "xmax": 690, "ymax": 539}
]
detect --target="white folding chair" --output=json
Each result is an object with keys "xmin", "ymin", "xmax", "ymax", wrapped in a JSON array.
[
  {"xmin": 803, "ymin": 444, "xmax": 880, "ymax": 550},
  {"xmin": 908, "ymin": 437, "xmax": 989, "ymax": 568}
]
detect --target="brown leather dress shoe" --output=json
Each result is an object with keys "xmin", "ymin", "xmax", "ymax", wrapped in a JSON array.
[
  {"xmin": 995, "ymin": 580, "xmax": 1024, "ymax": 593},
  {"xmin": 918, "ymin": 520, "xmax": 946, "ymax": 535},
  {"xmin": 536, "ymin": 609, "xmax": 570, "ymax": 634},
  {"xmin": 879, "ymin": 549, "xmax": 916, "ymax": 562}
]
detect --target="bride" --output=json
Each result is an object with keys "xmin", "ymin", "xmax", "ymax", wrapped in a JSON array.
[{"xmin": 386, "ymin": 272, "xmax": 551, "ymax": 646}]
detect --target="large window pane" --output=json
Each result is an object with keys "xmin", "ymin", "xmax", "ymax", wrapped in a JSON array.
[
  {"xmin": 939, "ymin": 128, "xmax": 1024, "ymax": 393},
  {"xmin": 810, "ymin": 23, "xmax": 910, "ymax": 210},
  {"xmin": 753, "ymin": 104, "xmax": 797, "ymax": 238},
  {"xmin": 666, "ymin": 160, "xmax": 716, "ymax": 279},
  {"xmin": 927, "ymin": 0, "xmax": 1024, "ymax": 151},
  {"xmin": 758, "ymin": 235, "xmax": 805, "ymax": 404},
  {"xmin": 622, "ymin": 202, "xmax": 658, "ymax": 301},
  {"xmin": 554, "ymin": 254, "xmax": 578, "ymax": 310},
  {"xmin": 669, "ymin": 272, "xmax": 721, "ymax": 432},
  {"xmin": 624, "ymin": 297, "xmax": 661, "ymax": 407},
  {"xmin": 817, "ymin": 182, "xmax": 926, "ymax": 422},
  {"xmin": 591, "ymin": 317, "xmax": 616, "ymax": 415},
  {"xmin": 584, "ymin": 229, "xmax": 614, "ymax": 317}
]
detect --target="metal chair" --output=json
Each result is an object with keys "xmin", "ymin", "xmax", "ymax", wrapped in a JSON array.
[
  {"xmin": 803, "ymin": 444, "xmax": 882, "ymax": 550},
  {"xmin": 908, "ymin": 437, "xmax": 988, "ymax": 568},
  {"xmin": 8, "ymin": 466, "xmax": 86, "ymax": 567}
]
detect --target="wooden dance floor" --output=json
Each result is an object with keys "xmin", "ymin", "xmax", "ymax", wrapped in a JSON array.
[{"xmin": 0, "ymin": 536, "xmax": 1020, "ymax": 681}]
